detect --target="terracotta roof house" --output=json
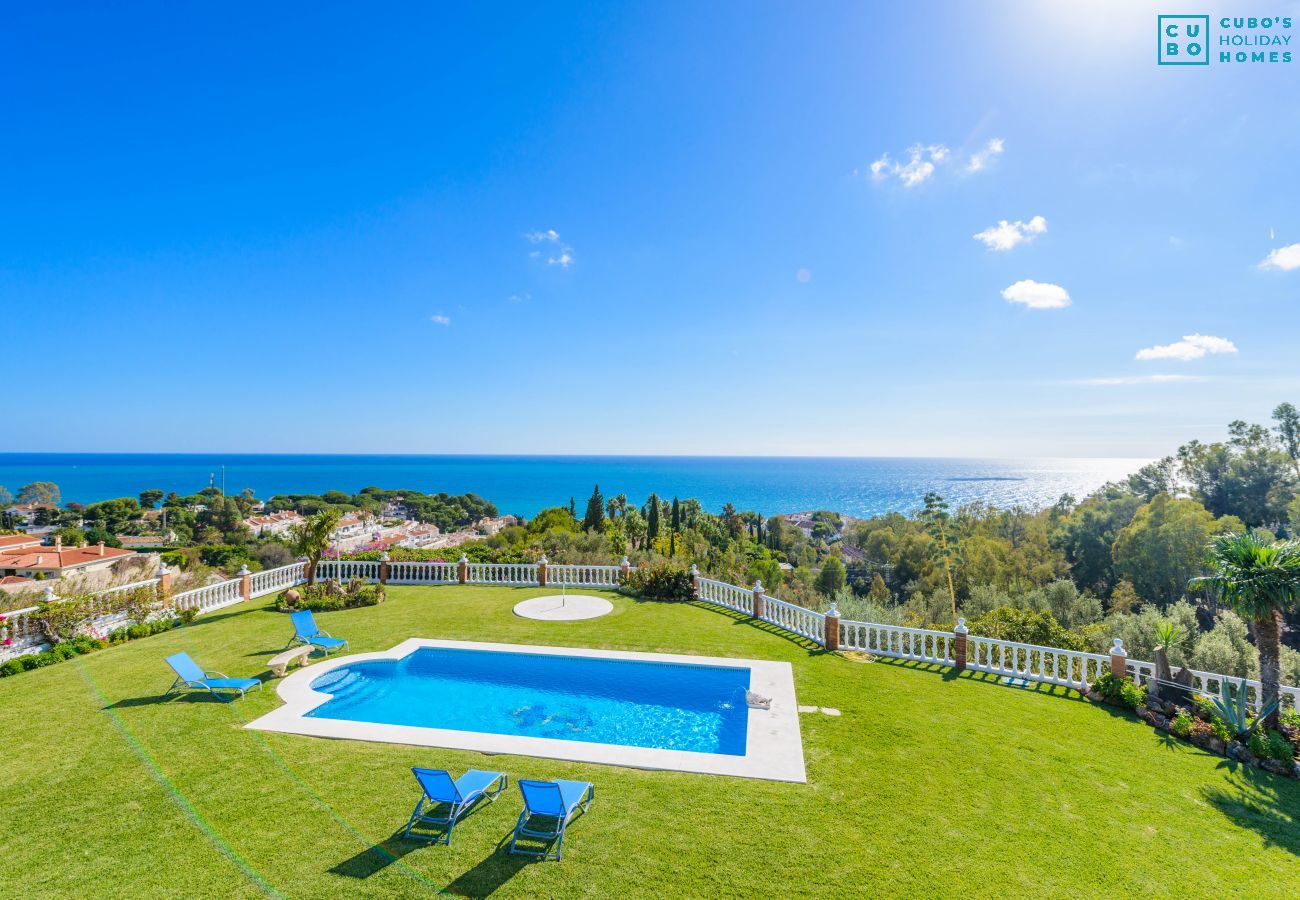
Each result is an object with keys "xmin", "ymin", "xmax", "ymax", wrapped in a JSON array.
[
  {"xmin": 244, "ymin": 511, "xmax": 304, "ymax": 537},
  {"xmin": 0, "ymin": 535, "xmax": 43, "ymax": 552},
  {"xmin": 0, "ymin": 537, "xmax": 137, "ymax": 580}
]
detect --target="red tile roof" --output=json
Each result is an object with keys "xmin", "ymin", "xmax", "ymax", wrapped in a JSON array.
[
  {"xmin": 0, "ymin": 535, "xmax": 42, "ymax": 551},
  {"xmin": 0, "ymin": 543, "xmax": 135, "ymax": 571}
]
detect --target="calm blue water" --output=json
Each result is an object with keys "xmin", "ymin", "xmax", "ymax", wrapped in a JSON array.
[
  {"xmin": 0, "ymin": 453, "xmax": 1145, "ymax": 517},
  {"xmin": 307, "ymin": 647, "xmax": 751, "ymax": 755}
]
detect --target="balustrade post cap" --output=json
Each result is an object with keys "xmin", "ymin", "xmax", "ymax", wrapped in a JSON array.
[
  {"xmin": 380, "ymin": 552, "xmax": 390, "ymax": 562},
  {"xmin": 458, "ymin": 553, "xmax": 468, "ymax": 563},
  {"xmin": 237, "ymin": 564, "xmax": 250, "ymax": 576},
  {"xmin": 954, "ymin": 617, "xmax": 967, "ymax": 634},
  {"xmin": 689, "ymin": 564, "xmax": 698, "ymax": 575},
  {"xmin": 620, "ymin": 556, "xmax": 630, "ymax": 567},
  {"xmin": 753, "ymin": 579, "xmax": 764, "ymax": 592},
  {"xmin": 43, "ymin": 586, "xmax": 56, "ymax": 601},
  {"xmin": 156, "ymin": 561, "xmax": 168, "ymax": 577},
  {"xmin": 827, "ymin": 601, "xmax": 840, "ymax": 618},
  {"xmin": 538, "ymin": 554, "xmax": 548, "ymax": 564},
  {"xmin": 1110, "ymin": 638, "xmax": 1127, "ymax": 657}
]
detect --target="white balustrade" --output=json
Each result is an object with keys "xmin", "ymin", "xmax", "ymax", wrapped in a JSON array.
[
  {"xmin": 546, "ymin": 565, "xmax": 621, "ymax": 587},
  {"xmin": 172, "ymin": 578, "xmax": 243, "ymax": 613},
  {"xmin": 966, "ymin": 635, "xmax": 1107, "ymax": 690},
  {"xmin": 314, "ymin": 559, "xmax": 380, "ymax": 582},
  {"xmin": 248, "ymin": 562, "xmax": 307, "ymax": 598},
  {"xmin": 467, "ymin": 562, "xmax": 538, "ymax": 585},
  {"xmin": 387, "ymin": 560, "xmax": 459, "ymax": 584},
  {"xmin": 760, "ymin": 596, "xmax": 825, "ymax": 643},
  {"xmin": 695, "ymin": 578, "xmax": 753, "ymax": 614},
  {"xmin": 838, "ymin": 620, "xmax": 954, "ymax": 664}
]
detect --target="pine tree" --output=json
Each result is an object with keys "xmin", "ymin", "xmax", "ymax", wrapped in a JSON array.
[
  {"xmin": 868, "ymin": 573, "xmax": 891, "ymax": 604},
  {"xmin": 583, "ymin": 485, "xmax": 605, "ymax": 532},
  {"xmin": 569, "ymin": 496, "xmax": 576, "ymax": 518}
]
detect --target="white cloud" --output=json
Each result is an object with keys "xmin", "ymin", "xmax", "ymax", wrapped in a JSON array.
[
  {"xmin": 429, "ymin": 314, "xmax": 451, "ymax": 326},
  {"xmin": 1259, "ymin": 242, "xmax": 1300, "ymax": 271},
  {"xmin": 867, "ymin": 144, "xmax": 949, "ymax": 187},
  {"xmin": 507, "ymin": 292, "xmax": 532, "ymax": 303},
  {"xmin": 1001, "ymin": 279, "xmax": 1071, "ymax": 309},
  {"xmin": 1073, "ymin": 374, "xmax": 1207, "ymax": 386},
  {"xmin": 524, "ymin": 229, "xmax": 573, "ymax": 267},
  {"xmin": 966, "ymin": 138, "xmax": 1005, "ymax": 173},
  {"xmin": 1136, "ymin": 334, "xmax": 1237, "ymax": 362},
  {"xmin": 795, "ymin": 268, "xmax": 811, "ymax": 283},
  {"xmin": 866, "ymin": 138, "xmax": 1003, "ymax": 187},
  {"xmin": 974, "ymin": 215, "xmax": 1046, "ymax": 251}
]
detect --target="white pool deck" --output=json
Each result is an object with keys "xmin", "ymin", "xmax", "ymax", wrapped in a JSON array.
[{"xmin": 246, "ymin": 638, "xmax": 806, "ymax": 783}]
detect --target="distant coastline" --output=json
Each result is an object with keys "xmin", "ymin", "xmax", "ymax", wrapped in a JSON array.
[{"xmin": 0, "ymin": 453, "xmax": 1147, "ymax": 518}]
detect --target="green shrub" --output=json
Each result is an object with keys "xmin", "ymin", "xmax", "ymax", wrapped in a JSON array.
[
  {"xmin": 621, "ymin": 564, "xmax": 694, "ymax": 602},
  {"xmin": 968, "ymin": 607, "xmax": 1086, "ymax": 651},
  {"xmin": 1281, "ymin": 708, "xmax": 1300, "ymax": 730},
  {"xmin": 1194, "ymin": 696, "xmax": 1234, "ymax": 741},
  {"xmin": 1091, "ymin": 671, "xmax": 1146, "ymax": 710},
  {"xmin": 277, "ymin": 578, "xmax": 385, "ymax": 612},
  {"xmin": 1170, "ymin": 709, "xmax": 1194, "ymax": 738},
  {"xmin": 1248, "ymin": 729, "xmax": 1295, "ymax": 764},
  {"xmin": 0, "ymin": 615, "xmax": 181, "ymax": 679}
]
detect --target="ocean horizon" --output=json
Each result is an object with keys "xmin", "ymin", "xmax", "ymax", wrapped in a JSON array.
[{"xmin": 0, "ymin": 453, "xmax": 1148, "ymax": 519}]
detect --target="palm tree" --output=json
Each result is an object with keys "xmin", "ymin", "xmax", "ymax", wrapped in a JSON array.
[
  {"xmin": 290, "ymin": 509, "xmax": 343, "ymax": 585},
  {"xmin": 1190, "ymin": 531, "xmax": 1300, "ymax": 729}
]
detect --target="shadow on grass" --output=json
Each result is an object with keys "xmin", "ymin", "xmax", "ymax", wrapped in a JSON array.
[
  {"xmin": 867, "ymin": 656, "xmax": 1090, "ymax": 702},
  {"xmin": 328, "ymin": 828, "xmax": 424, "ymax": 880},
  {"xmin": 443, "ymin": 834, "xmax": 536, "ymax": 897},
  {"xmin": 681, "ymin": 602, "xmax": 827, "ymax": 655},
  {"xmin": 107, "ymin": 685, "xmax": 267, "ymax": 708},
  {"xmin": 1202, "ymin": 766, "xmax": 1300, "ymax": 856}
]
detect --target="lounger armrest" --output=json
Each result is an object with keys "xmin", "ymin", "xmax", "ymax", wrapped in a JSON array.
[{"xmin": 205, "ymin": 671, "xmax": 229, "ymax": 678}]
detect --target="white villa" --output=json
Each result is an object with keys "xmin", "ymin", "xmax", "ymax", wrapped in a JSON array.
[
  {"xmin": 243, "ymin": 511, "xmax": 305, "ymax": 537},
  {"xmin": 0, "ymin": 535, "xmax": 140, "ymax": 581}
]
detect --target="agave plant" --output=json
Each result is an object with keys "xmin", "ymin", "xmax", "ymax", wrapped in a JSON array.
[{"xmin": 1205, "ymin": 676, "xmax": 1278, "ymax": 739}]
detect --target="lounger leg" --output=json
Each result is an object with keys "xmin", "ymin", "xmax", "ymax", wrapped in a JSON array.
[{"xmin": 404, "ymin": 796, "xmax": 425, "ymax": 839}]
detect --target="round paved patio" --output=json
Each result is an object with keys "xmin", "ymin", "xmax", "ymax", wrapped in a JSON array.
[{"xmin": 512, "ymin": 594, "xmax": 614, "ymax": 621}]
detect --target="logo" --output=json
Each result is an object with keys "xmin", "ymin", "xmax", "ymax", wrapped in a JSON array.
[
  {"xmin": 1159, "ymin": 15, "xmax": 1210, "ymax": 64},
  {"xmin": 1158, "ymin": 15, "xmax": 1293, "ymax": 65}
]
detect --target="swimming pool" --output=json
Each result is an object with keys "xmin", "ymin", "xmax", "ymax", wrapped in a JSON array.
[
  {"xmin": 308, "ymin": 646, "xmax": 752, "ymax": 755},
  {"xmin": 248, "ymin": 639, "xmax": 806, "ymax": 781}
]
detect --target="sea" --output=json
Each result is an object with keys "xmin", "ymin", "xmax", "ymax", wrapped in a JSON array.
[{"xmin": 0, "ymin": 454, "xmax": 1147, "ymax": 519}]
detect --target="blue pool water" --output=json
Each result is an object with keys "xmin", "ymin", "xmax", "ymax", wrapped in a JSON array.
[{"xmin": 306, "ymin": 647, "xmax": 752, "ymax": 756}]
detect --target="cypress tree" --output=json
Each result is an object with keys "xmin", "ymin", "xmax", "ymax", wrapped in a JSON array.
[
  {"xmin": 646, "ymin": 492, "xmax": 661, "ymax": 543},
  {"xmin": 671, "ymin": 497, "xmax": 680, "ymax": 533},
  {"xmin": 583, "ymin": 485, "xmax": 605, "ymax": 532}
]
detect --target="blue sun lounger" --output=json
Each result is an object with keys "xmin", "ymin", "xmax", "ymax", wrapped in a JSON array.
[
  {"xmin": 287, "ymin": 610, "xmax": 348, "ymax": 655},
  {"xmin": 404, "ymin": 768, "xmax": 508, "ymax": 844},
  {"xmin": 165, "ymin": 652, "xmax": 261, "ymax": 701},
  {"xmin": 509, "ymin": 779, "xmax": 595, "ymax": 860}
]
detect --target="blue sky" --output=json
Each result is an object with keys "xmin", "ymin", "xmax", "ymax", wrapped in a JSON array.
[{"xmin": 3, "ymin": 1, "xmax": 1297, "ymax": 457}]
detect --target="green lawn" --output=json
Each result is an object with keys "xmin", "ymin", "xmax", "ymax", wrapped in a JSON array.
[{"xmin": 2, "ymin": 586, "xmax": 1298, "ymax": 898}]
